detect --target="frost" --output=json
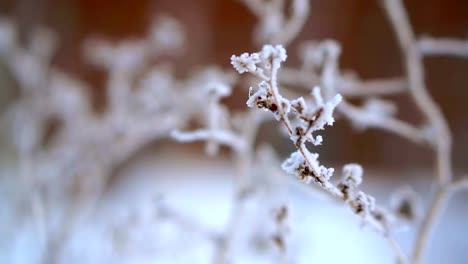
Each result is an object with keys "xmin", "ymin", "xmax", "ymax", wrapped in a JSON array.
[
  {"xmin": 260, "ymin": 45, "xmax": 287, "ymax": 64},
  {"xmin": 230, "ymin": 53, "xmax": 261, "ymax": 74},
  {"xmin": 342, "ymin": 164, "xmax": 363, "ymax": 186},
  {"xmin": 246, "ymin": 81, "xmax": 270, "ymax": 108},
  {"xmin": 232, "ymin": 44, "xmax": 391, "ymax": 235}
]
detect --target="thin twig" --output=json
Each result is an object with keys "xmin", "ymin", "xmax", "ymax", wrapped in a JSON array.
[
  {"xmin": 159, "ymin": 205, "xmax": 222, "ymax": 243},
  {"xmin": 339, "ymin": 77, "xmax": 407, "ymax": 97},
  {"xmin": 280, "ymin": 67, "xmax": 407, "ymax": 97},
  {"xmin": 386, "ymin": 234, "xmax": 409, "ymax": 264},
  {"xmin": 338, "ymin": 101, "xmax": 427, "ymax": 144},
  {"xmin": 213, "ymin": 109, "xmax": 264, "ymax": 264},
  {"xmin": 419, "ymin": 37, "xmax": 468, "ymax": 58},
  {"xmin": 449, "ymin": 177, "xmax": 468, "ymax": 193},
  {"xmin": 171, "ymin": 129, "xmax": 247, "ymax": 153},
  {"xmin": 412, "ymin": 187, "xmax": 448, "ymax": 263}
]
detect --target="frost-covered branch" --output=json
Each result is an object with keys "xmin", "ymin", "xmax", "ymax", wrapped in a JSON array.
[
  {"xmin": 235, "ymin": 1, "xmax": 466, "ymax": 262},
  {"xmin": 169, "ymin": 76, "xmax": 247, "ymax": 156},
  {"xmin": 287, "ymin": 38, "xmax": 426, "ymax": 148},
  {"xmin": 231, "ymin": 45, "xmax": 405, "ymax": 244}
]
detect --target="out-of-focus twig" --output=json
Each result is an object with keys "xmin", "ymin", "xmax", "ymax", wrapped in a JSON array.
[
  {"xmin": 381, "ymin": 0, "xmax": 463, "ymax": 263},
  {"xmin": 419, "ymin": 37, "xmax": 468, "ymax": 58}
]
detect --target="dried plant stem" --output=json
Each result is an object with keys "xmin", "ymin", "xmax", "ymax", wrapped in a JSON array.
[
  {"xmin": 382, "ymin": 0, "xmax": 454, "ymax": 262},
  {"xmin": 412, "ymin": 187, "xmax": 448, "ymax": 263},
  {"xmin": 159, "ymin": 205, "xmax": 221, "ymax": 242},
  {"xmin": 19, "ymin": 155, "xmax": 47, "ymax": 256},
  {"xmin": 386, "ymin": 234, "xmax": 409, "ymax": 264},
  {"xmin": 214, "ymin": 109, "xmax": 263, "ymax": 264},
  {"xmin": 413, "ymin": 178, "xmax": 468, "ymax": 262}
]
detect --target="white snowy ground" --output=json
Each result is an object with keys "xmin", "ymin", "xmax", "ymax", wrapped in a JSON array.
[{"xmin": 1, "ymin": 146, "xmax": 467, "ymax": 264}]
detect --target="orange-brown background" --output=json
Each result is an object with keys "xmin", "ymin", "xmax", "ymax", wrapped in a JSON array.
[{"xmin": 1, "ymin": 0, "xmax": 467, "ymax": 172}]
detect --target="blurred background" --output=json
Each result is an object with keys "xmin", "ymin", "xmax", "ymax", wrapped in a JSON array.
[
  {"xmin": 0, "ymin": 0, "xmax": 467, "ymax": 263},
  {"xmin": 1, "ymin": 0, "xmax": 467, "ymax": 170}
]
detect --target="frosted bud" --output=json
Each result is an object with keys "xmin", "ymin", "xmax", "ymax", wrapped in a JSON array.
[
  {"xmin": 281, "ymin": 151, "xmax": 307, "ymax": 179},
  {"xmin": 342, "ymin": 164, "xmax": 363, "ymax": 186},
  {"xmin": 390, "ymin": 186, "xmax": 422, "ymax": 221},
  {"xmin": 321, "ymin": 93, "xmax": 342, "ymax": 126},
  {"xmin": 231, "ymin": 52, "xmax": 261, "ymax": 74},
  {"xmin": 246, "ymin": 81, "xmax": 272, "ymax": 110},
  {"xmin": 260, "ymin": 44, "xmax": 287, "ymax": 64},
  {"xmin": 311, "ymin": 135, "xmax": 323, "ymax": 146},
  {"xmin": 338, "ymin": 163, "xmax": 363, "ymax": 201},
  {"xmin": 290, "ymin": 97, "xmax": 307, "ymax": 114},
  {"xmin": 350, "ymin": 191, "xmax": 375, "ymax": 217}
]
